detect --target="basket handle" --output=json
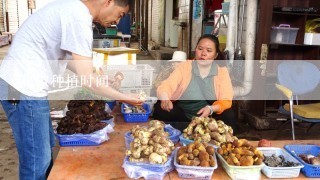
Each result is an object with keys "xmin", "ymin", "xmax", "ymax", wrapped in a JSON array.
[{"xmin": 279, "ymin": 24, "xmax": 291, "ymax": 28}]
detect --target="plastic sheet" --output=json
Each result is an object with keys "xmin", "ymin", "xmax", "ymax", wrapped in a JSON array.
[{"xmin": 122, "ymin": 153, "xmax": 174, "ymax": 180}]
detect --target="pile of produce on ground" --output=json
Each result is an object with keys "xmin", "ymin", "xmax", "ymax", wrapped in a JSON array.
[
  {"xmin": 218, "ymin": 139, "xmax": 264, "ymax": 166},
  {"xmin": 176, "ymin": 141, "xmax": 216, "ymax": 167},
  {"xmin": 57, "ymin": 100, "xmax": 113, "ymax": 134},
  {"xmin": 126, "ymin": 120, "xmax": 175, "ymax": 164},
  {"xmin": 299, "ymin": 153, "xmax": 320, "ymax": 165},
  {"xmin": 264, "ymin": 154, "xmax": 300, "ymax": 167},
  {"xmin": 182, "ymin": 117, "xmax": 237, "ymax": 146}
]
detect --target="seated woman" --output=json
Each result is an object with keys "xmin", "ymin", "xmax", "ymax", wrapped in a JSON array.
[{"xmin": 153, "ymin": 34, "xmax": 235, "ymax": 132}]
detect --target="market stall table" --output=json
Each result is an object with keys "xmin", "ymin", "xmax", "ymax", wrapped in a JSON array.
[{"xmin": 48, "ymin": 116, "xmax": 320, "ymax": 180}]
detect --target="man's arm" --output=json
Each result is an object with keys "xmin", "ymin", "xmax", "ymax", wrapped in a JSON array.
[{"xmin": 67, "ymin": 53, "xmax": 143, "ymax": 105}]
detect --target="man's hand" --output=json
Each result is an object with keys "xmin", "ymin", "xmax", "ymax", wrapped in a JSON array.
[
  {"xmin": 119, "ymin": 93, "xmax": 144, "ymax": 106},
  {"xmin": 161, "ymin": 100, "xmax": 173, "ymax": 112}
]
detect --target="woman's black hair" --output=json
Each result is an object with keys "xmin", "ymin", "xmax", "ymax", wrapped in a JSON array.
[{"xmin": 196, "ymin": 34, "xmax": 227, "ymax": 66}]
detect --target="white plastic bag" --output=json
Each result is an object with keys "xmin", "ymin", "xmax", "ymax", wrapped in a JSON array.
[{"xmin": 122, "ymin": 153, "xmax": 174, "ymax": 180}]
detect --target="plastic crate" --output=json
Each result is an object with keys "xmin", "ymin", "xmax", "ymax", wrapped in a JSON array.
[
  {"xmin": 284, "ymin": 145, "xmax": 320, "ymax": 177},
  {"xmin": 270, "ymin": 24, "xmax": 299, "ymax": 44},
  {"xmin": 222, "ymin": 2, "xmax": 230, "ymax": 14},
  {"xmin": 125, "ymin": 125, "xmax": 181, "ymax": 149},
  {"xmin": 258, "ymin": 147, "xmax": 304, "ymax": 178},
  {"xmin": 120, "ymin": 87, "xmax": 152, "ymax": 97},
  {"xmin": 93, "ymin": 39, "xmax": 120, "ymax": 48},
  {"xmin": 174, "ymin": 146, "xmax": 218, "ymax": 179},
  {"xmin": 217, "ymin": 153, "xmax": 264, "ymax": 180},
  {"xmin": 103, "ymin": 64, "xmax": 155, "ymax": 88},
  {"xmin": 122, "ymin": 153, "xmax": 174, "ymax": 179},
  {"xmin": 56, "ymin": 121, "xmax": 113, "ymax": 147},
  {"xmin": 121, "ymin": 103, "xmax": 151, "ymax": 123}
]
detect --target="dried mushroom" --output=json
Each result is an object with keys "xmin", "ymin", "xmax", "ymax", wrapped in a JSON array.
[
  {"xmin": 299, "ymin": 154, "xmax": 320, "ymax": 165},
  {"xmin": 57, "ymin": 100, "xmax": 112, "ymax": 134},
  {"xmin": 218, "ymin": 139, "xmax": 264, "ymax": 166},
  {"xmin": 123, "ymin": 104, "xmax": 146, "ymax": 113},
  {"xmin": 264, "ymin": 154, "xmax": 300, "ymax": 167},
  {"xmin": 177, "ymin": 141, "xmax": 216, "ymax": 167}
]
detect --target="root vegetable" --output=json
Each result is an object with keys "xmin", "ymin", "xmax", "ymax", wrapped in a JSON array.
[
  {"xmin": 149, "ymin": 153, "xmax": 163, "ymax": 164},
  {"xmin": 200, "ymin": 160, "xmax": 210, "ymax": 167}
]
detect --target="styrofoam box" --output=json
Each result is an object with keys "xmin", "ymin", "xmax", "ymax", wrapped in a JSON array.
[
  {"xmin": 217, "ymin": 153, "xmax": 264, "ymax": 180},
  {"xmin": 270, "ymin": 25, "xmax": 299, "ymax": 44},
  {"xmin": 258, "ymin": 147, "xmax": 304, "ymax": 178}
]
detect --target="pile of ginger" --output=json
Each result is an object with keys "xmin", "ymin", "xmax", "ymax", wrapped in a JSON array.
[
  {"xmin": 182, "ymin": 117, "xmax": 237, "ymax": 146},
  {"xmin": 126, "ymin": 120, "xmax": 175, "ymax": 164}
]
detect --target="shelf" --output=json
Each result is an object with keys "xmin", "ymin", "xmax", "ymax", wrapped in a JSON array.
[
  {"xmin": 273, "ymin": 11, "xmax": 320, "ymax": 16},
  {"xmin": 269, "ymin": 43, "xmax": 320, "ymax": 47}
]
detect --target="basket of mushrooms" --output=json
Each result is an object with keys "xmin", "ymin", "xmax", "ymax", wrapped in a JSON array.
[{"xmin": 122, "ymin": 120, "xmax": 175, "ymax": 179}]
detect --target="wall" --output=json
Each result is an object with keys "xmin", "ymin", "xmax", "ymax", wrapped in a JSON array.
[
  {"xmin": 165, "ymin": 0, "xmax": 173, "ymax": 46},
  {"xmin": 191, "ymin": 0, "xmax": 203, "ymax": 52},
  {"xmin": 177, "ymin": 0, "xmax": 190, "ymax": 53},
  {"xmin": 0, "ymin": 0, "xmax": 54, "ymax": 33}
]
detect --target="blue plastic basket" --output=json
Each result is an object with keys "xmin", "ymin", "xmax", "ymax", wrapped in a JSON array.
[
  {"xmin": 105, "ymin": 100, "xmax": 116, "ymax": 110},
  {"xmin": 121, "ymin": 103, "xmax": 151, "ymax": 123},
  {"xmin": 56, "ymin": 137, "xmax": 99, "ymax": 146},
  {"xmin": 284, "ymin": 144, "xmax": 320, "ymax": 177}
]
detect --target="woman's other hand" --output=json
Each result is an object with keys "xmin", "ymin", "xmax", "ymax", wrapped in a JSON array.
[
  {"xmin": 160, "ymin": 100, "xmax": 173, "ymax": 112},
  {"xmin": 197, "ymin": 106, "xmax": 211, "ymax": 117}
]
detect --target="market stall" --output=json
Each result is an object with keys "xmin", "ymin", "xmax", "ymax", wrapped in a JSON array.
[{"xmin": 48, "ymin": 114, "xmax": 320, "ymax": 180}]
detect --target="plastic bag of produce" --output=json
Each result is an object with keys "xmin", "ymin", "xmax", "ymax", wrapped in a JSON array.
[
  {"xmin": 56, "ymin": 119, "xmax": 114, "ymax": 147},
  {"xmin": 122, "ymin": 153, "xmax": 174, "ymax": 180},
  {"xmin": 125, "ymin": 124, "xmax": 181, "ymax": 149}
]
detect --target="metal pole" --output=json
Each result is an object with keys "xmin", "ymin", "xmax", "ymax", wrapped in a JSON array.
[
  {"xmin": 139, "ymin": 0, "xmax": 142, "ymax": 49},
  {"xmin": 138, "ymin": 0, "xmax": 148, "ymax": 54}
]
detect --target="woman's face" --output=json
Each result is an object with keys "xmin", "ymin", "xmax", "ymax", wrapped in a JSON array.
[{"xmin": 195, "ymin": 38, "xmax": 218, "ymax": 66}]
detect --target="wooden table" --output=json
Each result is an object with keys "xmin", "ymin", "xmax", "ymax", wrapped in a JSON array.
[{"xmin": 48, "ymin": 115, "xmax": 320, "ymax": 180}]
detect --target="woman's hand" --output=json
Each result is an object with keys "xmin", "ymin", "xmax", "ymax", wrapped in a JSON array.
[
  {"xmin": 197, "ymin": 106, "xmax": 212, "ymax": 117},
  {"xmin": 160, "ymin": 100, "xmax": 173, "ymax": 112}
]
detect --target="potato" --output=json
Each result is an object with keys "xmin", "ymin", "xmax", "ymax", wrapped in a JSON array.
[
  {"xmin": 206, "ymin": 146, "xmax": 215, "ymax": 155},
  {"xmin": 199, "ymin": 151, "xmax": 210, "ymax": 161}
]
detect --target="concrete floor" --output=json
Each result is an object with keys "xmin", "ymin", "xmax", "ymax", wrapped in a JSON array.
[{"xmin": 0, "ymin": 43, "xmax": 320, "ymax": 179}]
